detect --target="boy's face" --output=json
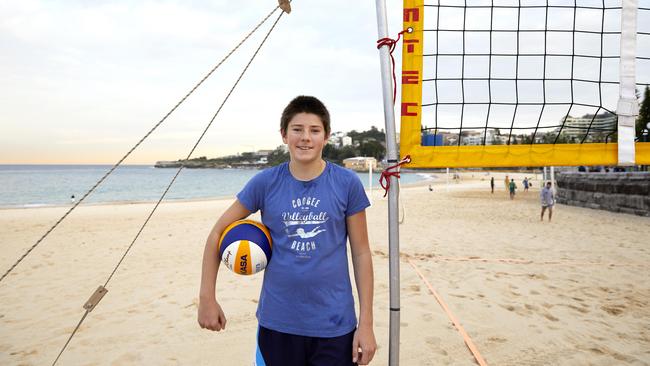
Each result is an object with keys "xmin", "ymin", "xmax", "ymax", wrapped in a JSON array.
[{"xmin": 282, "ymin": 112, "xmax": 329, "ymax": 165}]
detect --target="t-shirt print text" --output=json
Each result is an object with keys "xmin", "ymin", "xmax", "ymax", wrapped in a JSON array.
[{"xmin": 283, "ymin": 196, "xmax": 328, "ymax": 258}]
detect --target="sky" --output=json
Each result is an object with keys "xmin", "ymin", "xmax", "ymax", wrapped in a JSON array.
[
  {"xmin": 1, "ymin": 0, "xmax": 404, "ymax": 164},
  {"xmin": 1, "ymin": 0, "xmax": 648, "ymax": 164}
]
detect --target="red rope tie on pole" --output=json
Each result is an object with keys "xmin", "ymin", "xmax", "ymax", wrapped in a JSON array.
[
  {"xmin": 380, "ymin": 155, "xmax": 411, "ymax": 197},
  {"xmin": 376, "ymin": 28, "xmax": 412, "ymax": 104}
]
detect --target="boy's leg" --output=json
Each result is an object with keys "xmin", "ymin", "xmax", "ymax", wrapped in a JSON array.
[
  {"xmin": 257, "ymin": 326, "xmax": 307, "ymax": 366},
  {"xmin": 307, "ymin": 329, "xmax": 357, "ymax": 366}
]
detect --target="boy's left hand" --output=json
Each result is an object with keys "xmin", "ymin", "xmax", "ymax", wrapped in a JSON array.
[{"xmin": 352, "ymin": 325, "xmax": 376, "ymax": 365}]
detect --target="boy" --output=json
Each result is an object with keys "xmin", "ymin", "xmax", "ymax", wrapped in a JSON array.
[
  {"xmin": 540, "ymin": 181, "xmax": 555, "ymax": 222},
  {"xmin": 198, "ymin": 96, "xmax": 376, "ymax": 365}
]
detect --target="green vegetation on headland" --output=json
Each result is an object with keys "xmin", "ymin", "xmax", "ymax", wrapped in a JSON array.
[{"xmin": 154, "ymin": 126, "xmax": 387, "ymax": 168}]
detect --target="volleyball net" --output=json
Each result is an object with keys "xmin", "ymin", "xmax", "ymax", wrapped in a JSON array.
[{"xmin": 400, "ymin": 0, "xmax": 650, "ymax": 168}]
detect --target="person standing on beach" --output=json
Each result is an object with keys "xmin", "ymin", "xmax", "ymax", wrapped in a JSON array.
[
  {"xmin": 490, "ymin": 177, "xmax": 494, "ymax": 193},
  {"xmin": 504, "ymin": 175, "xmax": 509, "ymax": 192},
  {"xmin": 540, "ymin": 181, "xmax": 555, "ymax": 222},
  {"xmin": 198, "ymin": 96, "xmax": 376, "ymax": 365},
  {"xmin": 509, "ymin": 179, "xmax": 517, "ymax": 200},
  {"xmin": 523, "ymin": 177, "xmax": 529, "ymax": 192}
]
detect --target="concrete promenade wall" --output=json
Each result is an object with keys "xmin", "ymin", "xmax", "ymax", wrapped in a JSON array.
[{"xmin": 555, "ymin": 172, "xmax": 650, "ymax": 217}]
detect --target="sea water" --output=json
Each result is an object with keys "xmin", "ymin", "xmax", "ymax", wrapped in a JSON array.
[{"xmin": 0, "ymin": 165, "xmax": 431, "ymax": 208}]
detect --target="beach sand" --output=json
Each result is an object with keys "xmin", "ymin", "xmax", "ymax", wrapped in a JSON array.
[{"xmin": 1, "ymin": 172, "xmax": 649, "ymax": 365}]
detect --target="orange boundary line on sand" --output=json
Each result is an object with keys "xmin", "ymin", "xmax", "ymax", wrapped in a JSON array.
[
  {"xmin": 407, "ymin": 258, "xmax": 488, "ymax": 366},
  {"xmin": 419, "ymin": 256, "xmax": 648, "ymax": 268}
]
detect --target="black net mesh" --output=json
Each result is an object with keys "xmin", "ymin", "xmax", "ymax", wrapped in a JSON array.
[{"xmin": 419, "ymin": 0, "xmax": 650, "ymax": 147}]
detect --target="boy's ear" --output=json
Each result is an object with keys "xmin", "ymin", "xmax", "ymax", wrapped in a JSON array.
[{"xmin": 281, "ymin": 129, "xmax": 288, "ymax": 144}]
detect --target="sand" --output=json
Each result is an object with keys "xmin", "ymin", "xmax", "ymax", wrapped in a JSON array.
[{"xmin": 1, "ymin": 172, "xmax": 649, "ymax": 365}]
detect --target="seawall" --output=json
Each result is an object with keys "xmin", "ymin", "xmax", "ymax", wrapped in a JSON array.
[{"xmin": 555, "ymin": 172, "xmax": 650, "ymax": 217}]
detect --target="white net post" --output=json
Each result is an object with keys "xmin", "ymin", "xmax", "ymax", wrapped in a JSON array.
[{"xmin": 618, "ymin": 0, "xmax": 640, "ymax": 165}]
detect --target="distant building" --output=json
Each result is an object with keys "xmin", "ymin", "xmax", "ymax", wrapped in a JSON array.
[
  {"xmin": 341, "ymin": 136, "xmax": 352, "ymax": 147},
  {"xmin": 255, "ymin": 150, "xmax": 273, "ymax": 157},
  {"xmin": 461, "ymin": 131, "xmax": 483, "ymax": 146},
  {"xmin": 556, "ymin": 113, "xmax": 616, "ymax": 140},
  {"xmin": 342, "ymin": 157, "xmax": 377, "ymax": 171}
]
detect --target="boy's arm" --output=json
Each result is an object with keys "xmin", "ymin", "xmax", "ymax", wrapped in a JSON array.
[
  {"xmin": 198, "ymin": 199, "xmax": 251, "ymax": 331},
  {"xmin": 347, "ymin": 210, "xmax": 377, "ymax": 365}
]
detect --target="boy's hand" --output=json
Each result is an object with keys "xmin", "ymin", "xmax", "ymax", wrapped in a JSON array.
[
  {"xmin": 352, "ymin": 324, "xmax": 376, "ymax": 364},
  {"xmin": 198, "ymin": 298, "xmax": 227, "ymax": 331}
]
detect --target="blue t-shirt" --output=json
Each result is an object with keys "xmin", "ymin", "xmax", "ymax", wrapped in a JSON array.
[{"xmin": 236, "ymin": 161, "xmax": 370, "ymax": 337}]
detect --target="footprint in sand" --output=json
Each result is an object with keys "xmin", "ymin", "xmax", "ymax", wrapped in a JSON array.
[
  {"xmin": 425, "ymin": 337, "xmax": 449, "ymax": 356},
  {"xmin": 564, "ymin": 304, "xmax": 589, "ymax": 314},
  {"xmin": 524, "ymin": 304, "xmax": 539, "ymax": 311},
  {"xmin": 542, "ymin": 312, "xmax": 560, "ymax": 321},
  {"xmin": 601, "ymin": 305, "xmax": 625, "ymax": 315},
  {"xmin": 487, "ymin": 336, "xmax": 507, "ymax": 344},
  {"xmin": 11, "ymin": 349, "xmax": 38, "ymax": 357},
  {"xmin": 112, "ymin": 351, "xmax": 142, "ymax": 363}
]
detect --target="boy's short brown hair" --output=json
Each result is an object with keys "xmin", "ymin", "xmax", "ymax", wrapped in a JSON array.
[{"xmin": 280, "ymin": 96, "xmax": 331, "ymax": 136}]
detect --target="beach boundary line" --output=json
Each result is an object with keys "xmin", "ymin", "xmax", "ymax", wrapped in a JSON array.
[
  {"xmin": 407, "ymin": 258, "xmax": 488, "ymax": 366},
  {"xmin": 411, "ymin": 255, "xmax": 649, "ymax": 268}
]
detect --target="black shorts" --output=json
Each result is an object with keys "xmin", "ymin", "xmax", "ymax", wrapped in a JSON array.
[{"xmin": 255, "ymin": 326, "xmax": 357, "ymax": 366}]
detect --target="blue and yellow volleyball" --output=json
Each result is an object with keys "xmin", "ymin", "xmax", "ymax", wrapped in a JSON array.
[{"xmin": 218, "ymin": 219, "xmax": 272, "ymax": 276}]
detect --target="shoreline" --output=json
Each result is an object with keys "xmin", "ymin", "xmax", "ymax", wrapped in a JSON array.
[{"xmin": 0, "ymin": 173, "xmax": 440, "ymax": 211}]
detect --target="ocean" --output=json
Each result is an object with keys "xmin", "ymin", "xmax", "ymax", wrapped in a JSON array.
[{"xmin": 0, "ymin": 165, "xmax": 432, "ymax": 208}]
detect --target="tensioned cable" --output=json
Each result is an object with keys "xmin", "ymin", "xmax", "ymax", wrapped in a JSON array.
[
  {"xmin": 0, "ymin": 4, "xmax": 281, "ymax": 284},
  {"xmin": 50, "ymin": 9, "xmax": 287, "ymax": 366}
]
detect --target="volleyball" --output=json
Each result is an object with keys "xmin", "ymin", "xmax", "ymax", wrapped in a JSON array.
[{"xmin": 218, "ymin": 219, "xmax": 272, "ymax": 276}]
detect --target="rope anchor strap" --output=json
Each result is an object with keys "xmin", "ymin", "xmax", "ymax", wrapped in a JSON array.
[
  {"xmin": 380, "ymin": 155, "xmax": 411, "ymax": 197},
  {"xmin": 83, "ymin": 286, "xmax": 108, "ymax": 312},
  {"xmin": 278, "ymin": 0, "xmax": 291, "ymax": 13},
  {"xmin": 376, "ymin": 28, "xmax": 412, "ymax": 104}
]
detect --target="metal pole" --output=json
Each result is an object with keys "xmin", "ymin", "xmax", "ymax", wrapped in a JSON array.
[
  {"xmin": 374, "ymin": 0, "xmax": 400, "ymax": 364},
  {"xmin": 446, "ymin": 167, "xmax": 450, "ymax": 191},
  {"xmin": 550, "ymin": 166, "xmax": 556, "ymax": 190}
]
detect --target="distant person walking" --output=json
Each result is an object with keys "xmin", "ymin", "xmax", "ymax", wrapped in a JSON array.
[
  {"xmin": 504, "ymin": 175, "xmax": 509, "ymax": 192},
  {"xmin": 508, "ymin": 179, "xmax": 517, "ymax": 200},
  {"xmin": 70, "ymin": 195, "xmax": 76, "ymax": 204},
  {"xmin": 490, "ymin": 177, "xmax": 495, "ymax": 193},
  {"xmin": 523, "ymin": 177, "xmax": 529, "ymax": 192},
  {"xmin": 540, "ymin": 181, "xmax": 555, "ymax": 221}
]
